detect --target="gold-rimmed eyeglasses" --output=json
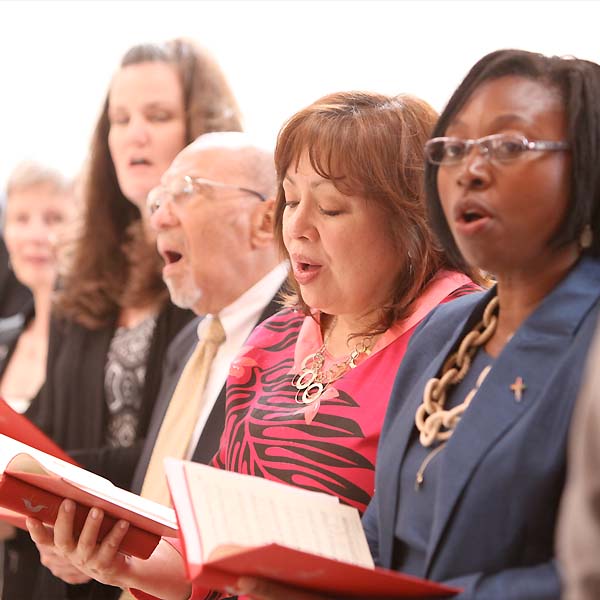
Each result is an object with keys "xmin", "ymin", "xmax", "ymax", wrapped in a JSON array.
[
  {"xmin": 147, "ymin": 175, "xmax": 266, "ymax": 216},
  {"xmin": 424, "ymin": 133, "xmax": 570, "ymax": 166}
]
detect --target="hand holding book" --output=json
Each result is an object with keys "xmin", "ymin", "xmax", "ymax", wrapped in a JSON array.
[
  {"xmin": 232, "ymin": 576, "xmax": 329, "ymax": 600},
  {"xmin": 27, "ymin": 499, "xmax": 130, "ymax": 588},
  {"xmin": 26, "ymin": 501, "xmax": 192, "ymax": 600},
  {"xmin": 0, "ymin": 434, "xmax": 177, "ymax": 559},
  {"xmin": 31, "ymin": 529, "xmax": 93, "ymax": 586}
]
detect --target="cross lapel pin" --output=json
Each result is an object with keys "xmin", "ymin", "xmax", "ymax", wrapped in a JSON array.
[{"xmin": 510, "ymin": 376, "xmax": 526, "ymax": 402}]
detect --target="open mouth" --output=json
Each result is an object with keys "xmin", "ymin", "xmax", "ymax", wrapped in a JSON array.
[
  {"xmin": 291, "ymin": 257, "xmax": 322, "ymax": 283},
  {"xmin": 25, "ymin": 256, "xmax": 51, "ymax": 264},
  {"xmin": 297, "ymin": 261, "xmax": 320, "ymax": 272},
  {"xmin": 164, "ymin": 250, "xmax": 183, "ymax": 265},
  {"xmin": 461, "ymin": 209, "xmax": 485, "ymax": 224},
  {"xmin": 130, "ymin": 157, "xmax": 151, "ymax": 166}
]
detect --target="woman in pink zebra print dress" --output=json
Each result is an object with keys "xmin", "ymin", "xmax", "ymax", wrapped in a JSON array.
[{"xmin": 210, "ymin": 91, "xmax": 479, "ymax": 515}]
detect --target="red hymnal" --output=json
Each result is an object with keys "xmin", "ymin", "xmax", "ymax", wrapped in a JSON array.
[
  {"xmin": 0, "ymin": 397, "xmax": 75, "ymax": 463},
  {"xmin": 165, "ymin": 460, "xmax": 459, "ymax": 598},
  {"xmin": 0, "ymin": 434, "xmax": 177, "ymax": 559}
]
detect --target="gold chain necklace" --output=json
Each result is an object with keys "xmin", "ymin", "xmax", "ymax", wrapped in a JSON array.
[
  {"xmin": 292, "ymin": 321, "xmax": 373, "ymax": 406},
  {"xmin": 413, "ymin": 296, "xmax": 499, "ymax": 487}
]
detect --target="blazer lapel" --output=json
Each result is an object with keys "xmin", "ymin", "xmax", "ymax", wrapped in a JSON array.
[
  {"xmin": 191, "ymin": 384, "xmax": 228, "ymax": 464},
  {"xmin": 424, "ymin": 257, "xmax": 600, "ymax": 575}
]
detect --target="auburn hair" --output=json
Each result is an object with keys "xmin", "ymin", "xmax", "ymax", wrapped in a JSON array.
[{"xmin": 273, "ymin": 91, "xmax": 465, "ymax": 336}]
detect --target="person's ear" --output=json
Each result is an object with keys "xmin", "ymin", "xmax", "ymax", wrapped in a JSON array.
[{"xmin": 250, "ymin": 198, "xmax": 276, "ymax": 248}]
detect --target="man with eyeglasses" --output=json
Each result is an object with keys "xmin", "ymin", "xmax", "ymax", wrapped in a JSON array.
[{"xmin": 131, "ymin": 131, "xmax": 287, "ymax": 501}]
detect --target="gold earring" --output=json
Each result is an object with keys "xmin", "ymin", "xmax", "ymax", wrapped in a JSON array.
[{"xmin": 579, "ymin": 224, "xmax": 593, "ymax": 250}]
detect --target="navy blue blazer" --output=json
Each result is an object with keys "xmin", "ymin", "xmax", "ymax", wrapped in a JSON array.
[{"xmin": 362, "ymin": 257, "xmax": 600, "ymax": 600}]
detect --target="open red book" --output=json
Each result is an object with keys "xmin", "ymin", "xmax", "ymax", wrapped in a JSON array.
[
  {"xmin": 165, "ymin": 460, "xmax": 459, "ymax": 598},
  {"xmin": 0, "ymin": 434, "xmax": 177, "ymax": 559},
  {"xmin": 0, "ymin": 396, "xmax": 77, "ymax": 464},
  {"xmin": 0, "ymin": 396, "xmax": 77, "ymax": 530}
]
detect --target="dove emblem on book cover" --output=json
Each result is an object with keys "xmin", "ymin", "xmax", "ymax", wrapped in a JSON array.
[{"xmin": 23, "ymin": 498, "xmax": 46, "ymax": 513}]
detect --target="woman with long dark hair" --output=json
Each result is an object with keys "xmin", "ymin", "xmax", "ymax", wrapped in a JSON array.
[{"xmin": 22, "ymin": 38, "xmax": 243, "ymax": 600}]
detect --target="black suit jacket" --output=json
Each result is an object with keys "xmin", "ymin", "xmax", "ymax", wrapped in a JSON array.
[{"xmin": 131, "ymin": 292, "xmax": 282, "ymax": 494}]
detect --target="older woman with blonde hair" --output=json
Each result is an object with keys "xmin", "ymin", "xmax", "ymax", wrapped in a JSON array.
[
  {"xmin": 0, "ymin": 160, "xmax": 78, "ymax": 600},
  {"xmin": 27, "ymin": 90, "xmax": 479, "ymax": 599},
  {"xmin": 0, "ymin": 162, "xmax": 77, "ymax": 413}
]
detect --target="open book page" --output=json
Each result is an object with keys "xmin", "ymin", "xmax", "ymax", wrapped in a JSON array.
[
  {"xmin": 0, "ymin": 434, "xmax": 176, "ymax": 530},
  {"xmin": 177, "ymin": 461, "xmax": 374, "ymax": 568}
]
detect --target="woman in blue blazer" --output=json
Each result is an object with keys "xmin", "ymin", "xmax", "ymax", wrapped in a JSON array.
[
  {"xmin": 230, "ymin": 50, "xmax": 600, "ymax": 600},
  {"xmin": 26, "ymin": 49, "xmax": 600, "ymax": 600}
]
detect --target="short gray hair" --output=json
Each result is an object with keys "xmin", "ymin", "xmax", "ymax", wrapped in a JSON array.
[
  {"xmin": 189, "ymin": 132, "xmax": 276, "ymax": 198},
  {"xmin": 6, "ymin": 161, "xmax": 72, "ymax": 197}
]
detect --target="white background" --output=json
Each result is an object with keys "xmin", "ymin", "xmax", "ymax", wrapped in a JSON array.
[{"xmin": 1, "ymin": 0, "xmax": 599, "ymax": 186}]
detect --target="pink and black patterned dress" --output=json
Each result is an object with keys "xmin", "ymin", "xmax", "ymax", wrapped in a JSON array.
[{"xmin": 212, "ymin": 271, "xmax": 479, "ymax": 513}]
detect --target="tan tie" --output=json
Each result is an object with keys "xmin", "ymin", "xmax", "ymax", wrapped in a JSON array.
[
  {"xmin": 140, "ymin": 316, "xmax": 226, "ymax": 506},
  {"xmin": 118, "ymin": 319, "xmax": 223, "ymax": 600},
  {"xmin": 118, "ymin": 320, "xmax": 226, "ymax": 600}
]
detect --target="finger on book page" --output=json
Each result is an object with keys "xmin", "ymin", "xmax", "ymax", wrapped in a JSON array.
[{"xmin": 235, "ymin": 577, "xmax": 329, "ymax": 600}]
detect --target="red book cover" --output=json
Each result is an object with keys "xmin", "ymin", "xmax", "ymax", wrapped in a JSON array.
[
  {"xmin": 0, "ymin": 434, "xmax": 178, "ymax": 559},
  {"xmin": 193, "ymin": 545, "xmax": 457, "ymax": 598},
  {"xmin": 165, "ymin": 459, "xmax": 459, "ymax": 598},
  {"xmin": 0, "ymin": 506, "xmax": 27, "ymax": 530},
  {"xmin": 0, "ymin": 396, "xmax": 75, "ymax": 530},
  {"xmin": 0, "ymin": 396, "xmax": 75, "ymax": 464}
]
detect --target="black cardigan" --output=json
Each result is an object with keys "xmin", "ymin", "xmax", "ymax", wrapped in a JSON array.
[
  {"xmin": 31, "ymin": 300, "xmax": 194, "ymax": 489},
  {"xmin": 0, "ymin": 303, "xmax": 40, "ymax": 600}
]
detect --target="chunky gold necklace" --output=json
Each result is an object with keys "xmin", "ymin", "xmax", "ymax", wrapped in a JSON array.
[
  {"xmin": 416, "ymin": 296, "xmax": 499, "ymax": 445},
  {"xmin": 292, "ymin": 322, "xmax": 373, "ymax": 407},
  {"xmin": 413, "ymin": 296, "xmax": 499, "ymax": 487}
]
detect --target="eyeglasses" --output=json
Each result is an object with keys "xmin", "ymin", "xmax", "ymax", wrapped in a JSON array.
[
  {"xmin": 424, "ymin": 133, "xmax": 570, "ymax": 166},
  {"xmin": 147, "ymin": 175, "xmax": 266, "ymax": 216}
]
